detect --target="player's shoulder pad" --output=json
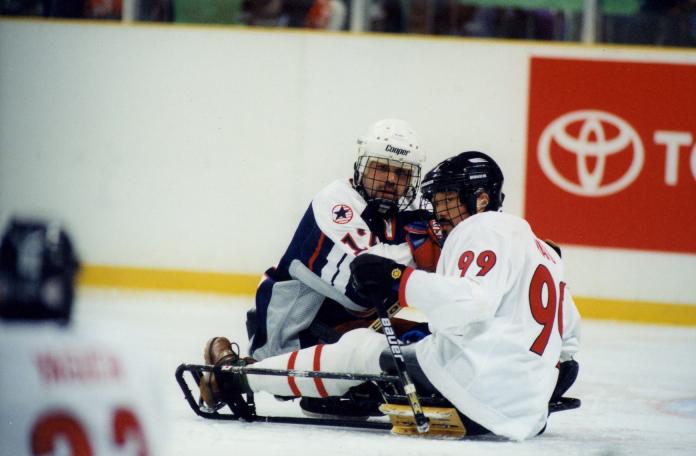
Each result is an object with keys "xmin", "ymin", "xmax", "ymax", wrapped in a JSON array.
[
  {"xmin": 312, "ymin": 179, "xmax": 368, "ymax": 229},
  {"xmin": 448, "ymin": 212, "xmax": 526, "ymax": 253},
  {"xmin": 458, "ymin": 211, "xmax": 522, "ymax": 232}
]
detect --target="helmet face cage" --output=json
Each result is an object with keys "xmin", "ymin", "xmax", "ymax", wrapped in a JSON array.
[
  {"xmin": 0, "ymin": 220, "xmax": 79, "ymax": 324},
  {"xmin": 354, "ymin": 156, "xmax": 421, "ymax": 210},
  {"xmin": 420, "ymin": 184, "xmax": 479, "ymax": 233}
]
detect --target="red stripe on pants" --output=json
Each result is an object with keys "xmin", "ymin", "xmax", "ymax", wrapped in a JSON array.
[
  {"xmin": 313, "ymin": 344, "xmax": 329, "ymax": 398},
  {"xmin": 287, "ymin": 351, "xmax": 301, "ymax": 397}
]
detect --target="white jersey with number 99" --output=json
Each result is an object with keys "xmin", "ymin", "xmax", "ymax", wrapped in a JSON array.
[{"xmin": 401, "ymin": 211, "xmax": 581, "ymax": 441}]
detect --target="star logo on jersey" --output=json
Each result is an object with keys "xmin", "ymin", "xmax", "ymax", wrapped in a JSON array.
[{"xmin": 332, "ymin": 204, "xmax": 353, "ymax": 224}]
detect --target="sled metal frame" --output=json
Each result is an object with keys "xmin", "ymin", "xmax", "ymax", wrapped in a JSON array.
[
  {"xmin": 175, "ymin": 363, "xmax": 580, "ymax": 430},
  {"xmin": 175, "ymin": 363, "xmax": 395, "ymax": 430}
]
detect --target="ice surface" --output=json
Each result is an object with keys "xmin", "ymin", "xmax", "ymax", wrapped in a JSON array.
[{"xmin": 73, "ymin": 288, "xmax": 696, "ymax": 456}]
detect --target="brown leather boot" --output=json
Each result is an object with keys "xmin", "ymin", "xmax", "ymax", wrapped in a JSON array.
[
  {"xmin": 199, "ymin": 337, "xmax": 236, "ymax": 407},
  {"xmin": 204, "ymin": 336, "xmax": 236, "ymax": 366},
  {"xmin": 199, "ymin": 337, "xmax": 254, "ymax": 407}
]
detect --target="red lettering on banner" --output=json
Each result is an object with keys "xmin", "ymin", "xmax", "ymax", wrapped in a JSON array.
[{"xmin": 525, "ymin": 58, "xmax": 696, "ymax": 253}]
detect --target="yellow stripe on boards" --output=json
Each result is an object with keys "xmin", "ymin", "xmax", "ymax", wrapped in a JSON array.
[
  {"xmin": 573, "ymin": 297, "xmax": 696, "ymax": 327},
  {"xmin": 77, "ymin": 264, "xmax": 696, "ymax": 326},
  {"xmin": 78, "ymin": 265, "xmax": 260, "ymax": 295}
]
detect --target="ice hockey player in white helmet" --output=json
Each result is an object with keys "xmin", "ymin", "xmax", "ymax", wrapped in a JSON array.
[
  {"xmin": 200, "ymin": 119, "xmax": 442, "ymax": 417},
  {"xmin": 197, "ymin": 151, "xmax": 581, "ymax": 441},
  {"xmin": 353, "ymin": 118, "xmax": 425, "ymax": 210},
  {"xmin": 0, "ymin": 218, "xmax": 166, "ymax": 455}
]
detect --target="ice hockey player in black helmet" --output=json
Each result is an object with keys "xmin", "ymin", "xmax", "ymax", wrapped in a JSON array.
[
  {"xmin": 194, "ymin": 151, "xmax": 581, "ymax": 441},
  {"xmin": 0, "ymin": 218, "xmax": 166, "ymax": 454},
  {"xmin": 0, "ymin": 218, "xmax": 79, "ymax": 324},
  {"xmin": 420, "ymin": 151, "xmax": 505, "ymax": 237}
]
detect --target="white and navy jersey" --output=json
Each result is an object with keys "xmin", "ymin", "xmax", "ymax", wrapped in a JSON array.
[
  {"xmin": 250, "ymin": 179, "xmax": 425, "ymax": 359},
  {"xmin": 0, "ymin": 323, "xmax": 165, "ymax": 455},
  {"xmin": 273, "ymin": 179, "xmax": 416, "ymax": 294},
  {"xmin": 400, "ymin": 211, "xmax": 581, "ymax": 441}
]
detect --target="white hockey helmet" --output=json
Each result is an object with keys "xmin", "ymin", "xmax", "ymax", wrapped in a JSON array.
[{"xmin": 353, "ymin": 118, "xmax": 426, "ymax": 209}]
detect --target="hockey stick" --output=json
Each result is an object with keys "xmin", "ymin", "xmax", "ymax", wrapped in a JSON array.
[
  {"xmin": 220, "ymin": 365, "xmax": 400, "ymax": 383},
  {"xmin": 372, "ymin": 293, "xmax": 430, "ymax": 434},
  {"xmin": 289, "ymin": 259, "xmax": 404, "ymax": 332},
  {"xmin": 369, "ymin": 301, "xmax": 401, "ymax": 331},
  {"xmin": 289, "ymin": 260, "xmax": 367, "ymax": 312}
]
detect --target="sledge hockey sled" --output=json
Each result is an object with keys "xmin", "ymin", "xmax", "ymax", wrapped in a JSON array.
[{"xmin": 175, "ymin": 363, "xmax": 581, "ymax": 438}]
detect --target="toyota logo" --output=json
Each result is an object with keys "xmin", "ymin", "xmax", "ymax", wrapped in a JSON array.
[{"xmin": 537, "ymin": 110, "xmax": 644, "ymax": 197}]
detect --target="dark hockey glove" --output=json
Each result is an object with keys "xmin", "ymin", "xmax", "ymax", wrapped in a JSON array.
[
  {"xmin": 349, "ymin": 254, "xmax": 406, "ymax": 307},
  {"xmin": 360, "ymin": 199, "xmax": 399, "ymax": 241},
  {"xmin": 405, "ymin": 219, "xmax": 443, "ymax": 272},
  {"xmin": 551, "ymin": 359, "xmax": 579, "ymax": 401},
  {"xmin": 363, "ymin": 198, "xmax": 399, "ymax": 219}
]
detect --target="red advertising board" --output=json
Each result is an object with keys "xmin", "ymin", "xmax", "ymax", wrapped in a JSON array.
[{"xmin": 525, "ymin": 57, "xmax": 696, "ymax": 254}]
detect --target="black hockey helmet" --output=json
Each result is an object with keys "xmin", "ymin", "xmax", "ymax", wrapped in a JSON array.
[
  {"xmin": 421, "ymin": 151, "xmax": 505, "ymax": 217},
  {"xmin": 0, "ymin": 218, "xmax": 79, "ymax": 325}
]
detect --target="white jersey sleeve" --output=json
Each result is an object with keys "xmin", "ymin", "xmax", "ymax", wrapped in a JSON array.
[{"xmin": 560, "ymin": 290, "xmax": 581, "ymax": 361}]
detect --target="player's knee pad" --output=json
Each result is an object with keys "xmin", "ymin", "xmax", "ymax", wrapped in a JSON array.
[{"xmin": 321, "ymin": 328, "xmax": 386, "ymax": 375}]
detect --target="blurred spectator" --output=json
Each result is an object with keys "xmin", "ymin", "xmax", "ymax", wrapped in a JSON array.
[
  {"xmin": 84, "ymin": 0, "xmax": 121, "ymax": 19},
  {"xmin": 1, "ymin": 0, "xmax": 121, "ymax": 18},
  {"xmin": 602, "ymin": 0, "xmax": 696, "ymax": 47},
  {"xmin": 400, "ymin": 2, "xmax": 555, "ymax": 41},
  {"xmin": 1, "ymin": 0, "xmax": 693, "ymax": 47},
  {"xmin": 1, "ymin": 0, "xmax": 43, "ymax": 15},
  {"xmin": 495, "ymin": 7, "xmax": 555, "ymax": 40},
  {"xmin": 640, "ymin": 0, "xmax": 696, "ymax": 46},
  {"xmin": 0, "ymin": 0, "xmax": 84, "ymax": 17},
  {"xmin": 44, "ymin": 0, "xmax": 85, "ymax": 16},
  {"xmin": 368, "ymin": 0, "xmax": 405, "ymax": 33},
  {"xmin": 405, "ymin": 0, "xmax": 429, "ymax": 34},
  {"xmin": 137, "ymin": 0, "xmax": 171, "ymax": 21},
  {"xmin": 242, "ymin": 0, "xmax": 288, "ymax": 26},
  {"xmin": 304, "ymin": 0, "xmax": 346, "ymax": 30},
  {"xmin": 240, "ymin": 0, "xmax": 345, "ymax": 30}
]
